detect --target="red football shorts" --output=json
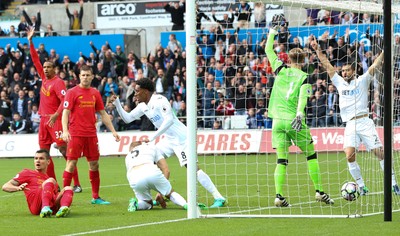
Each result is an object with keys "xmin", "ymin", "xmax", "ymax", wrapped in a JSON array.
[
  {"xmin": 66, "ymin": 136, "xmax": 100, "ymax": 162},
  {"xmin": 26, "ymin": 188, "xmax": 57, "ymax": 215},
  {"xmin": 39, "ymin": 117, "xmax": 66, "ymax": 148}
]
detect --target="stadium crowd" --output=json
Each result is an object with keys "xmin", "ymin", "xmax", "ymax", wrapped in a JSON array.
[{"xmin": 0, "ymin": 1, "xmax": 396, "ymax": 135}]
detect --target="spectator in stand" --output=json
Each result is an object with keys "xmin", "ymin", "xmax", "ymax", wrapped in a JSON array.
[
  {"xmin": 311, "ymin": 90, "xmax": 326, "ymax": 127},
  {"xmin": 212, "ymin": 119, "xmax": 222, "ymax": 130},
  {"xmin": 196, "ymin": 4, "xmax": 211, "ymax": 30},
  {"xmin": 212, "ymin": 9, "xmax": 234, "ymax": 29},
  {"xmin": 202, "ymin": 82, "xmax": 218, "ymax": 128},
  {"xmin": 8, "ymin": 25, "xmax": 18, "ymax": 38},
  {"xmin": 0, "ymin": 27, "xmax": 5, "ymax": 37},
  {"xmin": 0, "ymin": 114, "xmax": 10, "ymax": 134},
  {"xmin": 0, "ymin": 47, "xmax": 9, "ymax": 69},
  {"xmin": 18, "ymin": 16, "xmax": 29, "ymax": 38},
  {"xmin": 48, "ymin": 49, "xmax": 60, "ymax": 67},
  {"xmin": 37, "ymin": 43, "xmax": 49, "ymax": 65},
  {"xmin": 167, "ymin": 34, "xmax": 183, "ymax": 54},
  {"xmin": 45, "ymin": 24, "xmax": 58, "ymax": 37},
  {"xmin": 246, "ymin": 108, "xmax": 257, "ymax": 129},
  {"xmin": 263, "ymin": 110, "xmax": 272, "ymax": 129},
  {"xmin": 7, "ymin": 44, "xmax": 25, "ymax": 75},
  {"xmin": 235, "ymin": 0, "xmax": 252, "ymax": 28},
  {"xmin": 30, "ymin": 103, "xmax": 40, "ymax": 133},
  {"xmin": 66, "ymin": 0, "xmax": 84, "ymax": 36},
  {"xmin": 12, "ymin": 90, "xmax": 29, "ymax": 119},
  {"xmin": 306, "ymin": 9, "xmax": 320, "ymax": 23},
  {"xmin": 289, "ymin": 37, "xmax": 303, "ymax": 50},
  {"xmin": 164, "ymin": 0, "xmax": 186, "ymax": 31},
  {"xmin": 87, "ymin": 22, "xmax": 100, "ymax": 35},
  {"xmin": 253, "ymin": 2, "xmax": 266, "ymax": 28},
  {"xmin": 103, "ymin": 77, "xmax": 119, "ymax": 104},
  {"xmin": 216, "ymin": 98, "xmax": 235, "ymax": 116},
  {"xmin": 197, "ymin": 29, "xmax": 216, "ymax": 65},
  {"xmin": 10, "ymin": 112, "xmax": 29, "ymax": 134},
  {"xmin": 277, "ymin": 26, "xmax": 291, "ymax": 49},
  {"xmin": 177, "ymin": 101, "xmax": 186, "ymax": 124},
  {"xmin": 0, "ymin": 91, "xmax": 12, "ymax": 120},
  {"xmin": 112, "ymin": 45, "xmax": 126, "ymax": 77},
  {"xmin": 325, "ymin": 84, "xmax": 340, "ymax": 127},
  {"xmin": 23, "ymin": 9, "xmax": 41, "ymax": 36},
  {"xmin": 73, "ymin": 57, "xmax": 85, "ymax": 77},
  {"xmin": 61, "ymin": 55, "xmax": 75, "ymax": 77},
  {"xmin": 366, "ymin": 27, "xmax": 383, "ymax": 56},
  {"xmin": 339, "ymin": 12, "xmax": 353, "ymax": 24}
]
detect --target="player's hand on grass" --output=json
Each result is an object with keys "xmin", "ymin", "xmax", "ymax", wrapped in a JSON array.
[
  {"xmin": 291, "ymin": 113, "xmax": 303, "ymax": 132},
  {"xmin": 156, "ymin": 193, "xmax": 167, "ymax": 208}
]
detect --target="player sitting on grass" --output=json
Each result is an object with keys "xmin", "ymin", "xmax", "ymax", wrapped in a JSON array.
[
  {"xmin": 2, "ymin": 149, "xmax": 74, "ymax": 218},
  {"xmin": 126, "ymin": 141, "xmax": 206, "ymax": 211},
  {"xmin": 265, "ymin": 20, "xmax": 334, "ymax": 207}
]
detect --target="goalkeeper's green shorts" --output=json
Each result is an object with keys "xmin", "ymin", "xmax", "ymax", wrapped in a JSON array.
[{"xmin": 271, "ymin": 118, "xmax": 314, "ymax": 150}]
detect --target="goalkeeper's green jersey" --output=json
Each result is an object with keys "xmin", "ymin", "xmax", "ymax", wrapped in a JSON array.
[{"xmin": 265, "ymin": 31, "xmax": 310, "ymax": 120}]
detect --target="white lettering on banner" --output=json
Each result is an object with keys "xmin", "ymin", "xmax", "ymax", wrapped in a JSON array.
[
  {"xmin": 100, "ymin": 3, "xmax": 137, "ymax": 16},
  {"xmin": 0, "ymin": 141, "xmax": 15, "ymax": 152},
  {"xmin": 322, "ymin": 132, "xmax": 344, "ymax": 145}
]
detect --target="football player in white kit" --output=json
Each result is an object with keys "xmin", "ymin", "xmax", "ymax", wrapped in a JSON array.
[
  {"xmin": 311, "ymin": 40, "xmax": 400, "ymax": 195},
  {"xmin": 125, "ymin": 141, "xmax": 205, "ymax": 211},
  {"xmin": 111, "ymin": 78, "xmax": 227, "ymax": 208}
]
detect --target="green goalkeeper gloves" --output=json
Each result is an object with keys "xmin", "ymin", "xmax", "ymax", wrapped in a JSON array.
[{"xmin": 291, "ymin": 112, "xmax": 303, "ymax": 132}]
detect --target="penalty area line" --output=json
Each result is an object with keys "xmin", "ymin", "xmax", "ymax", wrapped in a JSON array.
[{"xmin": 62, "ymin": 218, "xmax": 189, "ymax": 236}]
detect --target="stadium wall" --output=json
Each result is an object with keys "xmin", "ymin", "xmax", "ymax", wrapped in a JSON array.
[{"xmin": 1, "ymin": 127, "xmax": 398, "ymax": 158}]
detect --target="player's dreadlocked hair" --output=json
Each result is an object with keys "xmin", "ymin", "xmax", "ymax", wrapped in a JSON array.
[{"xmin": 136, "ymin": 78, "xmax": 155, "ymax": 92}]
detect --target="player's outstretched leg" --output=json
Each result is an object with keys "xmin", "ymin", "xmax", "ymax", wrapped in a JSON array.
[
  {"xmin": 315, "ymin": 191, "xmax": 334, "ymax": 205},
  {"xmin": 196, "ymin": 169, "xmax": 227, "ymax": 208}
]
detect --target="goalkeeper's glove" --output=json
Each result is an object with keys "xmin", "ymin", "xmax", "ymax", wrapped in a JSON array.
[{"xmin": 291, "ymin": 112, "xmax": 304, "ymax": 132}]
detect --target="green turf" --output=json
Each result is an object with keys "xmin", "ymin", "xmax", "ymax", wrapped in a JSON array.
[{"xmin": 0, "ymin": 154, "xmax": 399, "ymax": 235}]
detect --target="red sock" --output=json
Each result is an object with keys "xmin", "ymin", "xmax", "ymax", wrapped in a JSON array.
[
  {"xmin": 63, "ymin": 171, "xmax": 73, "ymax": 188},
  {"xmin": 89, "ymin": 170, "xmax": 100, "ymax": 199},
  {"xmin": 46, "ymin": 157, "xmax": 57, "ymax": 180},
  {"xmin": 42, "ymin": 182, "xmax": 55, "ymax": 207},
  {"xmin": 60, "ymin": 189, "xmax": 74, "ymax": 207},
  {"xmin": 73, "ymin": 167, "xmax": 80, "ymax": 186}
]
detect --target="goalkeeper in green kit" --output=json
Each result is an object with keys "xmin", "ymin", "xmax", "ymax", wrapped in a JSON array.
[{"xmin": 265, "ymin": 20, "xmax": 334, "ymax": 207}]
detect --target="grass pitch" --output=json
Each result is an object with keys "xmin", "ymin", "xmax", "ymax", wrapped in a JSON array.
[{"xmin": 0, "ymin": 154, "xmax": 400, "ymax": 236}]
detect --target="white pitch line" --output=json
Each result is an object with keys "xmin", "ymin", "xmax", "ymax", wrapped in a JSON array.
[{"xmin": 62, "ymin": 218, "xmax": 189, "ymax": 236}]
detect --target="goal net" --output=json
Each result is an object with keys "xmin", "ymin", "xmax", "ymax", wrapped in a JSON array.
[{"xmin": 193, "ymin": 0, "xmax": 400, "ymax": 218}]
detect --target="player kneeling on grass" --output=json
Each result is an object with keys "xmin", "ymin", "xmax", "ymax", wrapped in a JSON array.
[
  {"xmin": 126, "ymin": 141, "xmax": 206, "ymax": 211},
  {"xmin": 2, "ymin": 149, "xmax": 74, "ymax": 218}
]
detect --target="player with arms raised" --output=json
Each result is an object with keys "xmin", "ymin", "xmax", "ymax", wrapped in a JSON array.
[
  {"xmin": 27, "ymin": 28, "xmax": 81, "ymax": 192},
  {"xmin": 311, "ymin": 40, "xmax": 400, "ymax": 195},
  {"xmin": 266, "ymin": 22, "xmax": 334, "ymax": 207},
  {"xmin": 62, "ymin": 65, "xmax": 120, "ymax": 204},
  {"xmin": 2, "ymin": 149, "xmax": 74, "ymax": 218},
  {"xmin": 110, "ymin": 78, "xmax": 227, "ymax": 208}
]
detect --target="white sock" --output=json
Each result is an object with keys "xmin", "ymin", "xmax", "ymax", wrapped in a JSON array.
[
  {"xmin": 348, "ymin": 161, "xmax": 365, "ymax": 188},
  {"xmin": 137, "ymin": 200, "xmax": 152, "ymax": 210},
  {"xmin": 197, "ymin": 169, "xmax": 224, "ymax": 200},
  {"xmin": 379, "ymin": 160, "xmax": 398, "ymax": 186},
  {"xmin": 169, "ymin": 191, "xmax": 187, "ymax": 207}
]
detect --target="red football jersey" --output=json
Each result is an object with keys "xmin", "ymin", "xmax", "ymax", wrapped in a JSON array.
[
  {"xmin": 63, "ymin": 86, "xmax": 104, "ymax": 137},
  {"xmin": 30, "ymin": 43, "xmax": 66, "ymax": 116},
  {"xmin": 13, "ymin": 169, "xmax": 49, "ymax": 200}
]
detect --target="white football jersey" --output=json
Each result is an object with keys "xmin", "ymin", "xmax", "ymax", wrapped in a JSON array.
[
  {"xmin": 331, "ymin": 72, "xmax": 372, "ymax": 122},
  {"xmin": 125, "ymin": 143, "xmax": 163, "ymax": 172},
  {"xmin": 115, "ymin": 94, "xmax": 187, "ymax": 142}
]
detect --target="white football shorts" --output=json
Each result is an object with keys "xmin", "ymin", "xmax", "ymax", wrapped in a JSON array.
[
  {"xmin": 127, "ymin": 164, "xmax": 172, "ymax": 201},
  {"xmin": 156, "ymin": 138, "xmax": 190, "ymax": 167},
  {"xmin": 344, "ymin": 117, "xmax": 382, "ymax": 151}
]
